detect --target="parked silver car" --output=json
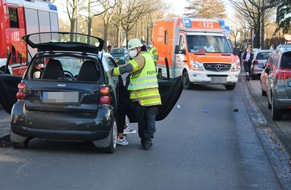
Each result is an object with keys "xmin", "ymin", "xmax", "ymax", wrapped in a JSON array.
[
  {"xmin": 250, "ymin": 49, "xmax": 273, "ymax": 79},
  {"xmin": 265, "ymin": 44, "xmax": 291, "ymax": 120}
]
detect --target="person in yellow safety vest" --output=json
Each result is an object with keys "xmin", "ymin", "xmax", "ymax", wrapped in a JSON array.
[
  {"xmin": 111, "ymin": 38, "xmax": 162, "ymax": 150},
  {"xmin": 148, "ymin": 43, "xmax": 159, "ymax": 65}
]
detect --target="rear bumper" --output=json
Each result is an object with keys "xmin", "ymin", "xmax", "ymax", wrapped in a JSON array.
[
  {"xmin": 11, "ymin": 101, "xmax": 114, "ymax": 141},
  {"xmin": 252, "ymin": 65, "xmax": 263, "ymax": 75},
  {"xmin": 275, "ymin": 99, "xmax": 291, "ymax": 109}
]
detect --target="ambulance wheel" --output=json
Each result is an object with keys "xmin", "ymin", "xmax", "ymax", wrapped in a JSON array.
[{"xmin": 182, "ymin": 71, "xmax": 193, "ymax": 89}]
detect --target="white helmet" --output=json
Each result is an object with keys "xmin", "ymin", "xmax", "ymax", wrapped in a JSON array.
[{"xmin": 128, "ymin": 38, "xmax": 143, "ymax": 50}]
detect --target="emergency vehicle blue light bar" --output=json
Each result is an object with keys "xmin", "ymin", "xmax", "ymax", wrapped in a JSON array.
[
  {"xmin": 217, "ymin": 19, "xmax": 225, "ymax": 29},
  {"xmin": 182, "ymin": 18, "xmax": 192, "ymax": 28},
  {"xmin": 48, "ymin": 4, "xmax": 57, "ymax": 11}
]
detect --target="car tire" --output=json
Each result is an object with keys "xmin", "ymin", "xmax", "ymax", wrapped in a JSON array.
[
  {"xmin": 96, "ymin": 118, "xmax": 117, "ymax": 154},
  {"xmin": 182, "ymin": 71, "xmax": 193, "ymax": 89},
  {"xmin": 225, "ymin": 84, "xmax": 236, "ymax": 90},
  {"xmin": 250, "ymin": 68, "xmax": 256, "ymax": 80},
  {"xmin": 10, "ymin": 129, "xmax": 29, "ymax": 149},
  {"xmin": 272, "ymin": 98, "xmax": 282, "ymax": 120}
]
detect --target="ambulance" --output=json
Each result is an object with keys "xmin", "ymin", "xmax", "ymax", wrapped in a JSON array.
[
  {"xmin": 0, "ymin": 0, "xmax": 58, "ymax": 76},
  {"xmin": 153, "ymin": 18, "xmax": 241, "ymax": 90}
]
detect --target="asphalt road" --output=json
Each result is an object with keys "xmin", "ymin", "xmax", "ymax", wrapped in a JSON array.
[{"xmin": 1, "ymin": 75, "xmax": 291, "ymax": 189}]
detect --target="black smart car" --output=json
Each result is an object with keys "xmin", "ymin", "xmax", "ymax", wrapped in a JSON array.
[{"xmin": 0, "ymin": 32, "xmax": 183, "ymax": 153}]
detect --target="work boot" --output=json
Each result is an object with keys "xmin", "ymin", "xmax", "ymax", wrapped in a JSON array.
[{"xmin": 141, "ymin": 139, "xmax": 153, "ymax": 150}]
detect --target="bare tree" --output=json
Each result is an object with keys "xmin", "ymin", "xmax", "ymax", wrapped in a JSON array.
[
  {"xmin": 185, "ymin": 0, "xmax": 227, "ymax": 19},
  {"xmin": 115, "ymin": 0, "xmax": 161, "ymax": 48},
  {"xmin": 228, "ymin": 0, "xmax": 276, "ymax": 48},
  {"xmin": 61, "ymin": 0, "xmax": 86, "ymax": 34},
  {"xmin": 83, "ymin": 0, "xmax": 119, "ymax": 51}
]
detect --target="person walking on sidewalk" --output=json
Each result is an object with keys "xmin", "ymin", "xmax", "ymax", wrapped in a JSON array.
[
  {"xmin": 111, "ymin": 38, "xmax": 162, "ymax": 150},
  {"xmin": 242, "ymin": 45, "xmax": 254, "ymax": 80}
]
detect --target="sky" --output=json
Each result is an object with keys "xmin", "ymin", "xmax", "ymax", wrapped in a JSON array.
[{"xmin": 166, "ymin": 0, "xmax": 188, "ymax": 16}]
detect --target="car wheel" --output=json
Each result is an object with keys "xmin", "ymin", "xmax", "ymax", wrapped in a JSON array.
[
  {"xmin": 10, "ymin": 129, "xmax": 29, "ymax": 149},
  {"xmin": 103, "ymin": 119, "xmax": 117, "ymax": 153},
  {"xmin": 225, "ymin": 84, "xmax": 236, "ymax": 90},
  {"xmin": 182, "ymin": 71, "xmax": 193, "ymax": 89},
  {"xmin": 95, "ymin": 118, "xmax": 117, "ymax": 153},
  {"xmin": 272, "ymin": 98, "xmax": 282, "ymax": 120},
  {"xmin": 250, "ymin": 68, "xmax": 256, "ymax": 80}
]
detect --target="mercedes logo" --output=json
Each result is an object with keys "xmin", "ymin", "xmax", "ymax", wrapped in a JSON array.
[{"xmin": 215, "ymin": 64, "xmax": 222, "ymax": 71}]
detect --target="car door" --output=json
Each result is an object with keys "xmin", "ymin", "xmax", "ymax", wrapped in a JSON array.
[
  {"xmin": 124, "ymin": 76, "xmax": 183, "ymax": 122},
  {"xmin": 0, "ymin": 74, "xmax": 22, "ymax": 114}
]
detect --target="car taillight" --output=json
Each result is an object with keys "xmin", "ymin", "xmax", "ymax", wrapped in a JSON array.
[
  {"xmin": 99, "ymin": 86, "xmax": 111, "ymax": 104},
  {"xmin": 275, "ymin": 68, "xmax": 291, "ymax": 80},
  {"xmin": 16, "ymin": 82, "xmax": 26, "ymax": 100},
  {"xmin": 253, "ymin": 61, "xmax": 259, "ymax": 65}
]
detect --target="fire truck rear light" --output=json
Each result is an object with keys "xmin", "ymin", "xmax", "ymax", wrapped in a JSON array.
[
  {"xmin": 18, "ymin": 82, "xmax": 26, "ymax": 90},
  {"xmin": 100, "ymin": 96, "xmax": 111, "ymax": 104},
  {"xmin": 16, "ymin": 91, "xmax": 25, "ymax": 100}
]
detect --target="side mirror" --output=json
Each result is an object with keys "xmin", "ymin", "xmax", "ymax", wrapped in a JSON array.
[{"xmin": 175, "ymin": 45, "xmax": 185, "ymax": 54}]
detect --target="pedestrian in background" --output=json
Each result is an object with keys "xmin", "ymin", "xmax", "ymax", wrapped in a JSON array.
[
  {"xmin": 242, "ymin": 45, "xmax": 254, "ymax": 81},
  {"xmin": 111, "ymin": 38, "xmax": 161, "ymax": 150}
]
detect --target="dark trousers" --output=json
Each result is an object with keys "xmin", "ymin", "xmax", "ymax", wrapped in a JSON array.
[
  {"xmin": 243, "ymin": 61, "xmax": 251, "ymax": 74},
  {"xmin": 132, "ymin": 102, "xmax": 157, "ymax": 140}
]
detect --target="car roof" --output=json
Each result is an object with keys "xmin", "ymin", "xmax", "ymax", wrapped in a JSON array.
[
  {"xmin": 276, "ymin": 44, "xmax": 291, "ymax": 52},
  {"xmin": 254, "ymin": 49, "xmax": 273, "ymax": 53},
  {"xmin": 22, "ymin": 32, "xmax": 104, "ymax": 53}
]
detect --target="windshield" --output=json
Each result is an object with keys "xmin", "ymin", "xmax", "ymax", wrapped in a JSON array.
[{"xmin": 186, "ymin": 35, "xmax": 231, "ymax": 53}]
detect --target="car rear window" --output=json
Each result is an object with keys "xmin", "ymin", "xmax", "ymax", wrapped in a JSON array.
[
  {"xmin": 256, "ymin": 52, "xmax": 271, "ymax": 60},
  {"xmin": 281, "ymin": 52, "xmax": 291, "ymax": 68},
  {"xmin": 29, "ymin": 56, "xmax": 102, "ymax": 82}
]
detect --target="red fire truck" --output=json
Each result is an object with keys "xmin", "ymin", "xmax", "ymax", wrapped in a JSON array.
[{"xmin": 0, "ymin": 0, "xmax": 59, "ymax": 76}]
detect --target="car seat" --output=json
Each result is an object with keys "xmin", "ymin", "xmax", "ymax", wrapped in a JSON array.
[
  {"xmin": 76, "ymin": 60, "xmax": 100, "ymax": 82},
  {"xmin": 42, "ymin": 60, "xmax": 64, "ymax": 80}
]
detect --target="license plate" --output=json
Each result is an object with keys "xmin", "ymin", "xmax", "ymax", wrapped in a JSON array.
[
  {"xmin": 211, "ymin": 77, "xmax": 227, "ymax": 83},
  {"xmin": 43, "ymin": 92, "xmax": 79, "ymax": 103}
]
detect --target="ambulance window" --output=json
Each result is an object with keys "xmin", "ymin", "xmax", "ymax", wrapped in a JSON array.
[
  {"xmin": 8, "ymin": 8, "xmax": 19, "ymax": 28},
  {"xmin": 164, "ymin": 30, "xmax": 168, "ymax": 44},
  {"xmin": 179, "ymin": 35, "xmax": 186, "ymax": 50}
]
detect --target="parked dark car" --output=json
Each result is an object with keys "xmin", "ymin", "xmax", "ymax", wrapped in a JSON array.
[
  {"xmin": 109, "ymin": 47, "xmax": 129, "ymax": 65},
  {"xmin": 0, "ymin": 32, "xmax": 183, "ymax": 153}
]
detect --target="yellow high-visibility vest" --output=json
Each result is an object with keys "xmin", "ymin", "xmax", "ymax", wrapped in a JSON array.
[{"xmin": 128, "ymin": 53, "xmax": 161, "ymax": 106}]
